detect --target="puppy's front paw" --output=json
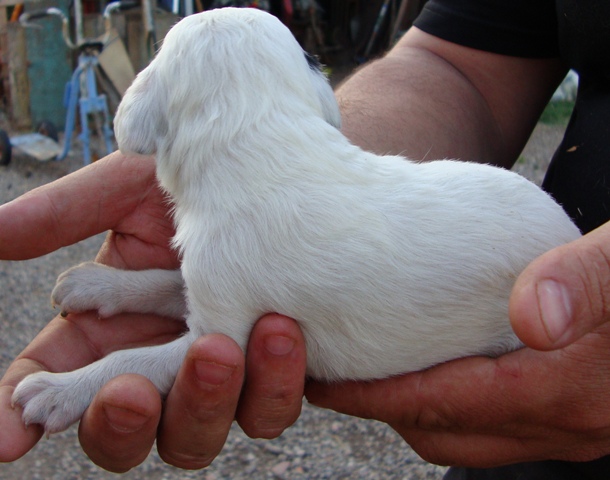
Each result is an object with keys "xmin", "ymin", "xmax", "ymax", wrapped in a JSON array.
[
  {"xmin": 51, "ymin": 262, "xmax": 119, "ymax": 317},
  {"xmin": 12, "ymin": 371, "xmax": 92, "ymax": 434}
]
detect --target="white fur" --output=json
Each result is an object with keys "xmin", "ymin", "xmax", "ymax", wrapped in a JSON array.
[{"xmin": 13, "ymin": 8, "xmax": 581, "ymax": 434}]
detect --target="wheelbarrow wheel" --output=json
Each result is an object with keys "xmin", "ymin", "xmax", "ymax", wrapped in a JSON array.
[
  {"xmin": 0, "ymin": 129, "xmax": 12, "ymax": 166},
  {"xmin": 36, "ymin": 119, "xmax": 59, "ymax": 142}
]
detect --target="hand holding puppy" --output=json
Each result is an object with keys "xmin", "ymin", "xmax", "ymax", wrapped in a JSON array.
[
  {"xmin": 3, "ymin": 152, "xmax": 610, "ymax": 470},
  {"xmin": 0, "ymin": 153, "xmax": 307, "ymax": 472},
  {"xmin": 1, "ymin": 5, "xmax": 601, "ymax": 474},
  {"xmin": 307, "ymin": 222, "xmax": 610, "ymax": 466}
]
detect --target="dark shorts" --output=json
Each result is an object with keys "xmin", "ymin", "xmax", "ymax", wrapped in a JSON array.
[{"xmin": 444, "ymin": 455, "xmax": 610, "ymax": 480}]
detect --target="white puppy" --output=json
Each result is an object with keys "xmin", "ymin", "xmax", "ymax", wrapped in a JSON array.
[{"xmin": 13, "ymin": 7, "xmax": 580, "ymax": 434}]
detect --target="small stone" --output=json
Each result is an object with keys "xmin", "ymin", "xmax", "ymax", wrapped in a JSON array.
[{"xmin": 271, "ymin": 461, "xmax": 291, "ymax": 476}]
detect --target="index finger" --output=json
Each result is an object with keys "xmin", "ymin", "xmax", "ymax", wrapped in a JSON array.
[
  {"xmin": 0, "ymin": 152, "xmax": 157, "ymax": 260},
  {"xmin": 305, "ymin": 347, "xmax": 555, "ymax": 436}
]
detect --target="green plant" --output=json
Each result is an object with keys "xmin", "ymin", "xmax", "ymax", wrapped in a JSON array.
[{"xmin": 540, "ymin": 100, "xmax": 575, "ymax": 125}]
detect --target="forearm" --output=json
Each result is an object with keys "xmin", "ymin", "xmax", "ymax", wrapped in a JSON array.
[
  {"xmin": 336, "ymin": 28, "xmax": 566, "ymax": 167},
  {"xmin": 337, "ymin": 41, "xmax": 504, "ymax": 163}
]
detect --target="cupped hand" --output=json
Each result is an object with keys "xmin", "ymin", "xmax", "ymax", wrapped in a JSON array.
[
  {"xmin": 0, "ymin": 152, "xmax": 307, "ymax": 472},
  {"xmin": 307, "ymin": 222, "xmax": 610, "ymax": 467}
]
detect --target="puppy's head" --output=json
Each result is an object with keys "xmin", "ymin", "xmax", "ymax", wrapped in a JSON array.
[{"xmin": 114, "ymin": 8, "xmax": 341, "ymax": 157}]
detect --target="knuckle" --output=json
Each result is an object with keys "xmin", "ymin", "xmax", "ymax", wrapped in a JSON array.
[
  {"xmin": 237, "ymin": 390, "xmax": 302, "ymax": 439},
  {"xmin": 238, "ymin": 405, "xmax": 301, "ymax": 439},
  {"xmin": 575, "ymin": 243, "xmax": 610, "ymax": 321},
  {"xmin": 245, "ymin": 424, "xmax": 286, "ymax": 440},
  {"xmin": 265, "ymin": 382, "xmax": 303, "ymax": 409},
  {"xmin": 411, "ymin": 377, "xmax": 459, "ymax": 432},
  {"xmin": 412, "ymin": 403, "xmax": 455, "ymax": 431},
  {"xmin": 553, "ymin": 409, "xmax": 610, "ymax": 440},
  {"xmin": 158, "ymin": 449, "xmax": 216, "ymax": 470},
  {"xmin": 405, "ymin": 434, "xmax": 453, "ymax": 466}
]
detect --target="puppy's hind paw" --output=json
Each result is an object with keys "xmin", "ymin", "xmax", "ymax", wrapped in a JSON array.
[
  {"xmin": 51, "ymin": 262, "xmax": 119, "ymax": 318},
  {"xmin": 11, "ymin": 371, "xmax": 91, "ymax": 434}
]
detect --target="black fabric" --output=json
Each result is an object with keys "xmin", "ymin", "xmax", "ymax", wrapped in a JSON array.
[
  {"xmin": 443, "ymin": 461, "xmax": 582, "ymax": 480},
  {"xmin": 414, "ymin": 0, "xmax": 610, "ymax": 233},
  {"xmin": 542, "ymin": 77, "xmax": 610, "ymax": 233},
  {"xmin": 543, "ymin": 0, "xmax": 610, "ymax": 233},
  {"xmin": 443, "ymin": 455, "xmax": 610, "ymax": 480},
  {"xmin": 411, "ymin": 0, "xmax": 610, "ymax": 477},
  {"xmin": 556, "ymin": 0, "xmax": 610, "ymax": 79},
  {"xmin": 413, "ymin": 0, "xmax": 560, "ymax": 58}
]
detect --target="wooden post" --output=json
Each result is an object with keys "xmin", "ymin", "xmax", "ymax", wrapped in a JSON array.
[{"xmin": 5, "ymin": 21, "xmax": 30, "ymax": 128}]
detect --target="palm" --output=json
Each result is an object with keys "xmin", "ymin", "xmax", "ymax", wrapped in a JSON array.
[
  {"xmin": 0, "ymin": 153, "xmax": 185, "ymax": 458},
  {"xmin": 95, "ymin": 174, "xmax": 178, "ymax": 271},
  {"xmin": 306, "ymin": 321, "xmax": 610, "ymax": 466},
  {"xmin": 29, "ymin": 154, "xmax": 182, "ymax": 359}
]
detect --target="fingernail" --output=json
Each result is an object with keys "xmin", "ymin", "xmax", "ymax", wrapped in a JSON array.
[
  {"xmin": 536, "ymin": 279, "xmax": 573, "ymax": 343},
  {"xmin": 195, "ymin": 361, "xmax": 234, "ymax": 386},
  {"xmin": 103, "ymin": 405, "xmax": 149, "ymax": 433},
  {"xmin": 264, "ymin": 335, "xmax": 295, "ymax": 356}
]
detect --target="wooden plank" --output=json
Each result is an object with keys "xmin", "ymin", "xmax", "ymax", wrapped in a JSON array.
[
  {"xmin": 98, "ymin": 27, "xmax": 135, "ymax": 96},
  {"xmin": 0, "ymin": 6, "xmax": 11, "ymax": 124},
  {"xmin": 11, "ymin": 132, "xmax": 61, "ymax": 160},
  {"xmin": 5, "ymin": 22, "xmax": 30, "ymax": 128}
]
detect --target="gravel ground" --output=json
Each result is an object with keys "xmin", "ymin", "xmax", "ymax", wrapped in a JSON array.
[{"xmin": 0, "ymin": 119, "xmax": 564, "ymax": 479}]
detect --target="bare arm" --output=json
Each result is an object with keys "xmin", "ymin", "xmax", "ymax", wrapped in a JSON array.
[
  {"xmin": 337, "ymin": 28, "xmax": 567, "ymax": 167},
  {"xmin": 311, "ymin": 28, "xmax": 610, "ymax": 468}
]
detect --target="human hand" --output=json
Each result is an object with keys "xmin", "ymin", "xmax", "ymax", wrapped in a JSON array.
[
  {"xmin": 306, "ymin": 222, "xmax": 610, "ymax": 467},
  {"xmin": 0, "ymin": 152, "xmax": 307, "ymax": 472}
]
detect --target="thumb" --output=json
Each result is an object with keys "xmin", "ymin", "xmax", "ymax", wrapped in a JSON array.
[{"xmin": 509, "ymin": 223, "xmax": 610, "ymax": 350}]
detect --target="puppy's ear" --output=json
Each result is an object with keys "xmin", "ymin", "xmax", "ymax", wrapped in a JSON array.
[
  {"xmin": 305, "ymin": 53, "xmax": 342, "ymax": 129},
  {"xmin": 114, "ymin": 66, "xmax": 168, "ymax": 155}
]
